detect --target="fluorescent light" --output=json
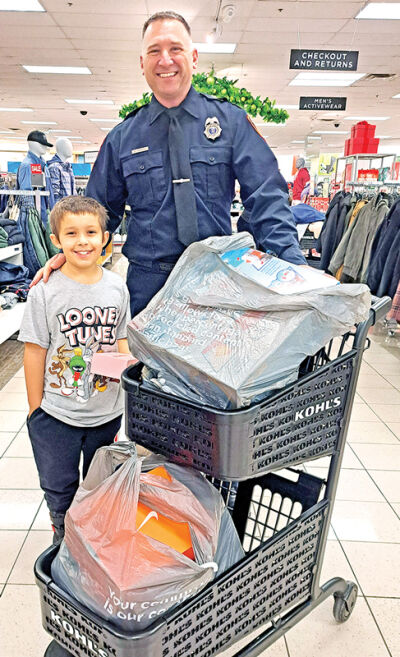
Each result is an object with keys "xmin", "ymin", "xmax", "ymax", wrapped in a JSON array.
[
  {"xmin": 100, "ymin": 127, "xmax": 111, "ymax": 131},
  {"xmin": 290, "ymin": 72, "xmax": 364, "ymax": 87},
  {"xmin": 392, "ymin": 93, "xmax": 400, "ymax": 98},
  {"xmin": 23, "ymin": 65, "xmax": 91, "ymax": 75},
  {"xmin": 276, "ymin": 104, "xmax": 298, "ymax": 109},
  {"xmin": 344, "ymin": 116, "xmax": 389, "ymax": 121},
  {"xmin": 0, "ymin": 130, "xmax": 12, "ymax": 134},
  {"xmin": 66, "ymin": 136, "xmax": 83, "ymax": 139},
  {"xmin": 356, "ymin": 3, "xmax": 400, "ymax": 19},
  {"xmin": 308, "ymin": 136, "xmax": 322, "ymax": 140},
  {"xmin": 291, "ymin": 140, "xmax": 305, "ymax": 143},
  {"xmin": 71, "ymin": 141, "xmax": 91, "ymax": 144},
  {"xmin": 0, "ymin": 0, "xmax": 44, "ymax": 10},
  {"xmin": 376, "ymin": 135, "xmax": 393, "ymax": 139},
  {"xmin": 21, "ymin": 120, "xmax": 57, "ymax": 125},
  {"xmin": 89, "ymin": 118, "xmax": 119, "ymax": 123},
  {"xmin": 48, "ymin": 129, "xmax": 71, "ymax": 133},
  {"xmin": 313, "ymin": 130, "xmax": 349, "ymax": 134},
  {"xmin": 65, "ymin": 99, "xmax": 114, "ymax": 105},
  {"xmin": 193, "ymin": 42, "xmax": 236, "ymax": 54},
  {"xmin": 0, "ymin": 107, "xmax": 33, "ymax": 112}
]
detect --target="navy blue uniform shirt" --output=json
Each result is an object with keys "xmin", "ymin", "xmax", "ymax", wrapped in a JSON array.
[{"xmin": 86, "ymin": 87, "xmax": 305, "ymax": 314}]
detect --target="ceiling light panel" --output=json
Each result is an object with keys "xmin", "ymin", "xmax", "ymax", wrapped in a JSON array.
[
  {"xmin": 23, "ymin": 65, "xmax": 91, "ymax": 75},
  {"xmin": 89, "ymin": 118, "xmax": 119, "ymax": 123},
  {"xmin": 64, "ymin": 99, "xmax": 114, "ymax": 105},
  {"xmin": 289, "ymin": 72, "xmax": 364, "ymax": 87},
  {"xmin": 21, "ymin": 120, "xmax": 57, "ymax": 125},
  {"xmin": 0, "ymin": 0, "xmax": 44, "ymax": 10},
  {"xmin": 193, "ymin": 43, "xmax": 236, "ymax": 54},
  {"xmin": 313, "ymin": 130, "xmax": 349, "ymax": 134},
  {"xmin": 356, "ymin": 3, "xmax": 400, "ymax": 19},
  {"xmin": 344, "ymin": 116, "xmax": 389, "ymax": 121},
  {"xmin": 0, "ymin": 107, "xmax": 33, "ymax": 112}
]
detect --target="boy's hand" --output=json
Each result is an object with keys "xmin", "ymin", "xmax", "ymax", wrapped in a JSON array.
[{"xmin": 30, "ymin": 253, "xmax": 66, "ymax": 287}]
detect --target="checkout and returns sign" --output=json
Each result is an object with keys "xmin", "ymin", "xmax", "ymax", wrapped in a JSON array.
[{"xmin": 290, "ymin": 49, "xmax": 359, "ymax": 71}]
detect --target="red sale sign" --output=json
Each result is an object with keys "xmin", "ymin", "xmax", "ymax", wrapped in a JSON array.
[{"xmin": 30, "ymin": 164, "xmax": 42, "ymax": 174}]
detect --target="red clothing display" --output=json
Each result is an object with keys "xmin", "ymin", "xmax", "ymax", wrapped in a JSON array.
[{"xmin": 292, "ymin": 167, "xmax": 310, "ymax": 201}]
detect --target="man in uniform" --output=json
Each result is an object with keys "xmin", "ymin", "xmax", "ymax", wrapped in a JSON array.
[{"xmin": 40, "ymin": 11, "xmax": 306, "ymax": 315}]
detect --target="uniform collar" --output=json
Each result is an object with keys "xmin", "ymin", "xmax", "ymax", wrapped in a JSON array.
[{"xmin": 148, "ymin": 85, "xmax": 200, "ymax": 125}]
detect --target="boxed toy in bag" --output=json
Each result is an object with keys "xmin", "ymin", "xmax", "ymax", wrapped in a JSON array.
[{"xmin": 127, "ymin": 233, "xmax": 370, "ymax": 409}]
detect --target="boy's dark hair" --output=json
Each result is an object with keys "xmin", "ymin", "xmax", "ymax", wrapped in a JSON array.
[
  {"xmin": 142, "ymin": 11, "xmax": 191, "ymax": 37},
  {"xmin": 50, "ymin": 196, "xmax": 108, "ymax": 238}
]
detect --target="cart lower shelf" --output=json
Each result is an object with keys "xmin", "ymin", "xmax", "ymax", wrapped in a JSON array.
[{"xmin": 35, "ymin": 470, "xmax": 358, "ymax": 657}]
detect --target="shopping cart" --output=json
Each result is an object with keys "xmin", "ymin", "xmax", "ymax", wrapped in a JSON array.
[{"xmin": 35, "ymin": 296, "xmax": 391, "ymax": 657}]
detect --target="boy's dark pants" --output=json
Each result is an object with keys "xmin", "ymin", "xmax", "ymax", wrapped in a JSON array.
[{"xmin": 27, "ymin": 407, "xmax": 121, "ymax": 540}]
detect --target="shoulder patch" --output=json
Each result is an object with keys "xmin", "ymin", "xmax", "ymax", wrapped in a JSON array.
[
  {"xmin": 198, "ymin": 92, "xmax": 228, "ymax": 103},
  {"xmin": 246, "ymin": 115, "xmax": 265, "ymax": 139},
  {"xmin": 124, "ymin": 105, "xmax": 147, "ymax": 121}
]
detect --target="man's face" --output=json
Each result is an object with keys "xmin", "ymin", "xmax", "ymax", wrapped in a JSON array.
[{"xmin": 141, "ymin": 19, "xmax": 198, "ymax": 107}]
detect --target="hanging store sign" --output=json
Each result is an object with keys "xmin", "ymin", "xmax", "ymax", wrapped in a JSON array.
[
  {"xmin": 299, "ymin": 97, "xmax": 347, "ymax": 111},
  {"xmin": 290, "ymin": 50, "xmax": 359, "ymax": 71}
]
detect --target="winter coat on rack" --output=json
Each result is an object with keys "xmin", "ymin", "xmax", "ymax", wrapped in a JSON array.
[
  {"xmin": 367, "ymin": 199, "xmax": 400, "ymax": 297},
  {"xmin": 328, "ymin": 199, "xmax": 368, "ymax": 278},
  {"xmin": 332, "ymin": 194, "xmax": 390, "ymax": 283},
  {"xmin": 316, "ymin": 191, "xmax": 352, "ymax": 272}
]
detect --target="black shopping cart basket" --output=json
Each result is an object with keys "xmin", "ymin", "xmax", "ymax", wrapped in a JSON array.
[{"xmin": 35, "ymin": 296, "xmax": 391, "ymax": 657}]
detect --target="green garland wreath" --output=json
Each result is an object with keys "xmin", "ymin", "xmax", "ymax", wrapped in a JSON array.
[{"xmin": 119, "ymin": 70, "xmax": 289, "ymax": 124}]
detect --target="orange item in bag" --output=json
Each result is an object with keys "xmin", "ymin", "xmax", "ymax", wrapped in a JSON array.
[{"xmin": 136, "ymin": 466, "xmax": 195, "ymax": 560}]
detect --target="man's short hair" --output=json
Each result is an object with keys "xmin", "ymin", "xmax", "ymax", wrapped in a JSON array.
[
  {"xmin": 142, "ymin": 11, "xmax": 191, "ymax": 38},
  {"xmin": 50, "ymin": 196, "xmax": 108, "ymax": 238}
]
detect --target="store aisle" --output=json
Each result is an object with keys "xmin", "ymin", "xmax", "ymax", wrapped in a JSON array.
[{"xmin": 0, "ymin": 281, "xmax": 399, "ymax": 656}]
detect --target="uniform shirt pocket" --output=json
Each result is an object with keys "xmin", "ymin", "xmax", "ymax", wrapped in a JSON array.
[
  {"xmin": 121, "ymin": 150, "xmax": 166, "ymax": 207},
  {"xmin": 190, "ymin": 146, "xmax": 233, "ymax": 200}
]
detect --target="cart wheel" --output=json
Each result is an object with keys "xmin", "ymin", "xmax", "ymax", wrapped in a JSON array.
[
  {"xmin": 44, "ymin": 640, "xmax": 74, "ymax": 657},
  {"xmin": 333, "ymin": 582, "xmax": 358, "ymax": 623}
]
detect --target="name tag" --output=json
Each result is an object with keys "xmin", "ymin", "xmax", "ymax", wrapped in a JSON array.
[{"xmin": 131, "ymin": 147, "xmax": 149, "ymax": 155}]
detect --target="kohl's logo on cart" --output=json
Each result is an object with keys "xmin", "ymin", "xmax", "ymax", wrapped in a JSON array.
[
  {"xmin": 50, "ymin": 610, "xmax": 109, "ymax": 657},
  {"xmin": 295, "ymin": 396, "xmax": 341, "ymax": 421}
]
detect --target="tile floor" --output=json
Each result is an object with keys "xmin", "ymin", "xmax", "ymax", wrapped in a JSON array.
[{"xmin": 0, "ymin": 281, "xmax": 399, "ymax": 656}]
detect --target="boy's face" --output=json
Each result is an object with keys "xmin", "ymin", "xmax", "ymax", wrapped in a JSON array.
[{"xmin": 50, "ymin": 212, "xmax": 109, "ymax": 270}]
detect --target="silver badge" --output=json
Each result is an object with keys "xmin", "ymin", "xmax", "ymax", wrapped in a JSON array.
[{"xmin": 204, "ymin": 116, "xmax": 222, "ymax": 140}]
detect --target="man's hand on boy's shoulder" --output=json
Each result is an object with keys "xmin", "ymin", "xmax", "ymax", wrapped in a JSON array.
[{"xmin": 30, "ymin": 253, "xmax": 66, "ymax": 287}]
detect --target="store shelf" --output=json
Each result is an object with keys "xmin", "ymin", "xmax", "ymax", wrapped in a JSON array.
[
  {"xmin": 0, "ymin": 244, "xmax": 24, "ymax": 344},
  {"xmin": 0, "ymin": 302, "xmax": 25, "ymax": 345},
  {"xmin": 0, "ymin": 244, "xmax": 23, "ymax": 266}
]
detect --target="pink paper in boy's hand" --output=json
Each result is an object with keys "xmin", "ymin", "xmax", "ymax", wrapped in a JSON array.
[{"xmin": 90, "ymin": 352, "xmax": 138, "ymax": 380}]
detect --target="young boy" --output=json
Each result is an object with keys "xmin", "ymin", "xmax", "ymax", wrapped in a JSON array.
[{"xmin": 19, "ymin": 196, "xmax": 130, "ymax": 543}]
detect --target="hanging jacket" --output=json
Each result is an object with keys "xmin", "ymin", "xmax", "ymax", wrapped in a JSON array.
[
  {"xmin": 376, "ymin": 233, "xmax": 400, "ymax": 298},
  {"xmin": 316, "ymin": 192, "xmax": 352, "ymax": 272},
  {"xmin": 328, "ymin": 199, "xmax": 368, "ymax": 277},
  {"xmin": 16, "ymin": 151, "xmax": 55, "ymax": 225},
  {"xmin": 341, "ymin": 195, "xmax": 390, "ymax": 282},
  {"xmin": 47, "ymin": 154, "xmax": 77, "ymax": 203},
  {"xmin": 367, "ymin": 199, "xmax": 400, "ymax": 294}
]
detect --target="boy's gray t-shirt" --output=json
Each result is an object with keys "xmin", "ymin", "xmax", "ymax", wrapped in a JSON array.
[{"xmin": 19, "ymin": 269, "xmax": 130, "ymax": 427}]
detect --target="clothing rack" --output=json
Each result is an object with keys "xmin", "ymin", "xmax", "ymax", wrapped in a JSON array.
[{"xmin": 0, "ymin": 189, "xmax": 49, "ymax": 214}]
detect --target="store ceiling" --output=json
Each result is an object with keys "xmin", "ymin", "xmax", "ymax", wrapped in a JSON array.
[{"xmin": 0, "ymin": 0, "xmax": 400, "ymax": 157}]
